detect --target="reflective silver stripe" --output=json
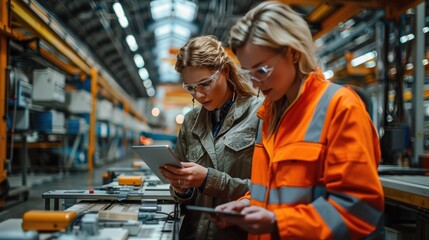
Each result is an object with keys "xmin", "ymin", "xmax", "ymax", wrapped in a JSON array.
[
  {"xmin": 330, "ymin": 193, "xmax": 383, "ymax": 227},
  {"xmin": 255, "ymin": 119, "xmax": 263, "ymax": 144},
  {"xmin": 268, "ymin": 186, "xmax": 313, "ymax": 204},
  {"xmin": 313, "ymin": 197, "xmax": 350, "ymax": 240},
  {"xmin": 250, "ymin": 183, "xmax": 266, "ymax": 202},
  {"xmin": 305, "ymin": 84, "xmax": 342, "ymax": 142},
  {"xmin": 313, "ymin": 185, "xmax": 327, "ymax": 199}
]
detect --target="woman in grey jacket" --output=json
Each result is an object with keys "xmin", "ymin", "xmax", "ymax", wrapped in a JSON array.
[{"xmin": 160, "ymin": 35, "xmax": 262, "ymax": 240}]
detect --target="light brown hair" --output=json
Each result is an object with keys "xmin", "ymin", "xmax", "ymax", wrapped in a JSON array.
[
  {"xmin": 175, "ymin": 35, "xmax": 257, "ymax": 97},
  {"xmin": 229, "ymin": 1, "xmax": 317, "ymax": 135}
]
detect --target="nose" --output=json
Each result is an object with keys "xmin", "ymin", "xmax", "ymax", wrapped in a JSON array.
[{"xmin": 194, "ymin": 90, "xmax": 206, "ymax": 100}]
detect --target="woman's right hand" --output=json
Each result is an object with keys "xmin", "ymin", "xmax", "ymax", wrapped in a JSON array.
[
  {"xmin": 210, "ymin": 199, "xmax": 250, "ymax": 229},
  {"xmin": 215, "ymin": 199, "xmax": 250, "ymax": 212}
]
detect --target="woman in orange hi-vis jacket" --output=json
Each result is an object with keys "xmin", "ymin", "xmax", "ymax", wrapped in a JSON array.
[{"xmin": 213, "ymin": 1, "xmax": 384, "ymax": 239}]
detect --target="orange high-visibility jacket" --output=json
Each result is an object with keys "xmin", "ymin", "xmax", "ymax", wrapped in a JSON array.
[{"xmin": 244, "ymin": 70, "xmax": 384, "ymax": 239}]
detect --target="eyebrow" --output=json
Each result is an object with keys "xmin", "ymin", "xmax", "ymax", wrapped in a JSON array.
[
  {"xmin": 184, "ymin": 75, "xmax": 212, "ymax": 86},
  {"xmin": 250, "ymin": 60, "xmax": 267, "ymax": 69}
]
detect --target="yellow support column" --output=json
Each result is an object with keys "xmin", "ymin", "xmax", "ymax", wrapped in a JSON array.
[
  {"xmin": 0, "ymin": 0, "xmax": 9, "ymax": 189},
  {"xmin": 88, "ymin": 69, "xmax": 98, "ymax": 171}
]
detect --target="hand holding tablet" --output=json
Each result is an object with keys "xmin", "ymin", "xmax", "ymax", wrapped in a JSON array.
[
  {"xmin": 186, "ymin": 205, "xmax": 245, "ymax": 218},
  {"xmin": 131, "ymin": 145, "xmax": 183, "ymax": 183}
]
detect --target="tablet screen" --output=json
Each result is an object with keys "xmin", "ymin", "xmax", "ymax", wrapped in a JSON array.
[
  {"xmin": 186, "ymin": 205, "xmax": 245, "ymax": 218},
  {"xmin": 131, "ymin": 145, "xmax": 183, "ymax": 183}
]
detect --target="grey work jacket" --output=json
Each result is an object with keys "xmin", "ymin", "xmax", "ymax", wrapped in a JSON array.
[{"xmin": 173, "ymin": 95, "xmax": 262, "ymax": 240}]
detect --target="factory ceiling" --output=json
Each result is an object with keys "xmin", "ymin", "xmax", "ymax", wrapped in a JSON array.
[{"xmin": 28, "ymin": 0, "xmax": 423, "ymax": 100}]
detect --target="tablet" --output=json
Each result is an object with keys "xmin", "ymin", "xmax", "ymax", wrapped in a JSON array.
[
  {"xmin": 186, "ymin": 205, "xmax": 245, "ymax": 218},
  {"xmin": 131, "ymin": 145, "xmax": 183, "ymax": 183}
]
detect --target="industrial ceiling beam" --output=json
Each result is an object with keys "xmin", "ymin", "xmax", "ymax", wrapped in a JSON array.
[
  {"xmin": 313, "ymin": 4, "xmax": 362, "ymax": 40},
  {"xmin": 10, "ymin": 0, "xmax": 92, "ymax": 75},
  {"xmin": 280, "ymin": 0, "xmax": 424, "ymax": 40},
  {"xmin": 11, "ymin": 31, "xmax": 80, "ymax": 75}
]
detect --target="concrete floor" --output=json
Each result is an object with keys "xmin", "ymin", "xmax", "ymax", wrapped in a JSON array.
[{"xmin": 0, "ymin": 158, "xmax": 137, "ymax": 223}]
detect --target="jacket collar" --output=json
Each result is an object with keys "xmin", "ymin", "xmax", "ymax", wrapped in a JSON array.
[
  {"xmin": 191, "ymin": 95, "xmax": 253, "ymax": 137},
  {"xmin": 257, "ymin": 68, "xmax": 326, "ymax": 119}
]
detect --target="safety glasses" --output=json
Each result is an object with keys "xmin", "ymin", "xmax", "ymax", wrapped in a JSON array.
[
  {"xmin": 240, "ymin": 49, "xmax": 285, "ymax": 83},
  {"xmin": 182, "ymin": 66, "xmax": 223, "ymax": 95}
]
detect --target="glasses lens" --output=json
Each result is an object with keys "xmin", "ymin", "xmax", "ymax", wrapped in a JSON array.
[
  {"xmin": 253, "ymin": 66, "xmax": 271, "ymax": 82},
  {"xmin": 182, "ymin": 68, "xmax": 220, "ymax": 94},
  {"xmin": 182, "ymin": 83, "xmax": 195, "ymax": 94}
]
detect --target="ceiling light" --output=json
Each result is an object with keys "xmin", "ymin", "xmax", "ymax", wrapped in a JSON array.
[
  {"xmin": 365, "ymin": 61, "xmax": 376, "ymax": 68},
  {"xmin": 147, "ymin": 87, "xmax": 156, "ymax": 97},
  {"xmin": 134, "ymin": 54, "xmax": 145, "ymax": 68},
  {"xmin": 151, "ymin": 0, "xmax": 173, "ymax": 20},
  {"xmin": 155, "ymin": 24, "xmax": 172, "ymax": 38},
  {"xmin": 139, "ymin": 68, "xmax": 149, "ymax": 80},
  {"xmin": 126, "ymin": 35, "xmax": 138, "ymax": 52},
  {"xmin": 174, "ymin": 0, "xmax": 197, "ymax": 22},
  {"xmin": 176, "ymin": 114, "xmax": 185, "ymax": 124},
  {"xmin": 152, "ymin": 107, "xmax": 160, "ymax": 117},
  {"xmin": 173, "ymin": 24, "xmax": 191, "ymax": 38},
  {"xmin": 351, "ymin": 51, "xmax": 377, "ymax": 67},
  {"xmin": 143, "ymin": 79, "xmax": 152, "ymax": 88},
  {"xmin": 113, "ymin": 2, "xmax": 129, "ymax": 28},
  {"xmin": 323, "ymin": 70, "xmax": 334, "ymax": 80}
]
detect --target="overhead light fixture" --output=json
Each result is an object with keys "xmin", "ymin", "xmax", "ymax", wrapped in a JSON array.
[
  {"xmin": 113, "ymin": 2, "xmax": 129, "ymax": 28},
  {"xmin": 323, "ymin": 70, "xmax": 334, "ymax": 80},
  {"xmin": 351, "ymin": 51, "xmax": 377, "ymax": 67},
  {"xmin": 139, "ymin": 68, "xmax": 149, "ymax": 80},
  {"xmin": 174, "ymin": 0, "xmax": 197, "ymax": 22},
  {"xmin": 134, "ymin": 54, "xmax": 145, "ymax": 68},
  {"xmin": 151, "ymin": 107, "xmax": 160, "ymax": 117},
  {"xmin": 173, "ymin": 24, "xmax": 191, "ymax": 39},
  {"xmin": 143, "ymin": 79, "xmax": 152, "ymax": 88},
  {"xmin": 151, "ymin": 0, "xmax": 173, "ymax": 20},
  {"xmin": 126, "ymin": 35, "xmax": 138, "ymax": 52},
  {"xmin": 155, "ymin": 24, "xmax": 172, "ymax": 38},
  {"xmin": 147, "ymin": 87, "xmax": 156, "ymax": 97},
  {"xmin": 365, "ymin": 61, "xmax": 376, "ymax": 68},
  {"xmin": 400, "ymin": 33, "xmax": 415, "ymax": 44},
  {"xmin": 176, "ymin": 114, "xmax": 185, "ymax": 124}
]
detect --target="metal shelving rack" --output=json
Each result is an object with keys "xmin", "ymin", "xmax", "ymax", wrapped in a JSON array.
[{"xmin": 0, "ymin": 0, "xmax": 149, "ymax": 208}]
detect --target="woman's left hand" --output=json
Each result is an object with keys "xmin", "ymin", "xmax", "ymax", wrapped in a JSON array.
[{"xmin": 221, "ymin": 206, "xmax": 276, "ymax": 234}]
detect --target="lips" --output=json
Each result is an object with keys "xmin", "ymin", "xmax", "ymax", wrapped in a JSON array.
[
  {"xmin": 261, "ymin": 89, "xmax": 271, "ymax": 95},
  {"xmin": 201, "ymin": 100, "xmax": 212, "ymax": 106}
]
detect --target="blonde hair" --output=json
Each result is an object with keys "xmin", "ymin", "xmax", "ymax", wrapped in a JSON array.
[
  {"xmin": 229, "ymin": 1, "xmax": 317, "ymax": 135},
  {"xmin": 175, "ymin": 35, "xmax": 257, "ymax": 97}
]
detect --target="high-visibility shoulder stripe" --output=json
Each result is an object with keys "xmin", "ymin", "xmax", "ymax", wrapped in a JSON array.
[
  {"xmin": 268, "ymin": 186, "xmax": 313, "ymax": 204},
  {"xmin": 252, "ymin": 185, "xmax": 327, "ymax": 204},
  {"xmin": 330, "ymin": 193, "xmax": 383, "ymax": 227},
  {"xmin": 250, "ymin": 183, "xmax": 266, "ymax": 202},
  {"xmin": 313, "ymin": 197, "xmax": 351, "ymax": 240},
  {"xmin": 305, "ymin": 84, "xmax": 342, "ymax": 142}
]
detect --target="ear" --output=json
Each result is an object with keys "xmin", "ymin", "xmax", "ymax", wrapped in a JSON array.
[
  {"xmin": 290, "ymin": 48, "xmax": 300, "ymax": 63},
  {"xmin": 222, "ymin": 64, "xmax": 230, "ymax": 78}
]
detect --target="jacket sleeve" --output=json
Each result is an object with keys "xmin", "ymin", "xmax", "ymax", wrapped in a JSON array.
[
  {"xmin": 202, "ymin": 168, "xmax": 251, "ymax": 202},
  {"xmin": 170, "ymin": 113, "xmax": 198, "ymax": 204},
  {"xmin": 274, "ymin": 90, "xmax": 384, "ymax": 240}
]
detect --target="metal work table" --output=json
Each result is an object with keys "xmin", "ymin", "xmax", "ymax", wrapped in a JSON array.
[
  {"xmin": 0, "ymin": 202, "xmax": 180, "ymax": 240},
  {"xmin": 43, "ymin": 184, "xmax": 174, "ymax": 210},
  {"xmin": 380, "ymin": 175, "xmax": 429, "ymax": 209}
]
